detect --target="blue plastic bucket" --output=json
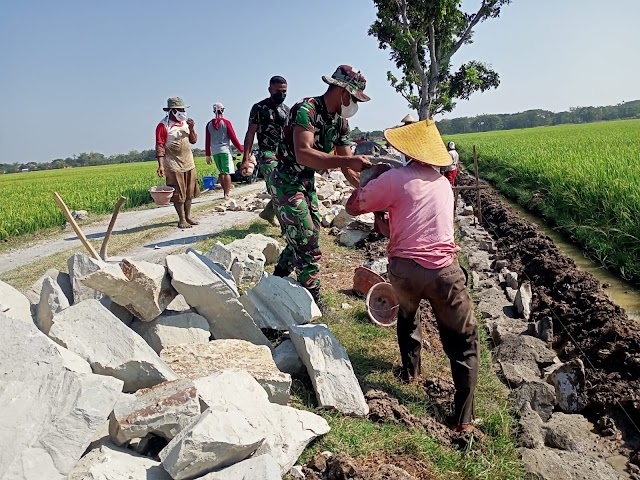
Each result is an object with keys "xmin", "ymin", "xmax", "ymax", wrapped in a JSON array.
[{"xmin": 203, "ymin": 175, "xmax": 217, "ymax": 190}]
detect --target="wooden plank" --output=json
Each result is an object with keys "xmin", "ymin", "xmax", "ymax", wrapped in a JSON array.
[{"xmin": 52, "ymin": 192, "xmax": 100, "ymax": 260}]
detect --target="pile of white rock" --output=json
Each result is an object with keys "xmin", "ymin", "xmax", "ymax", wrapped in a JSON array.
[{"xmin": 0, "ymin": 232, "xmax": 369, "ymax": 480}]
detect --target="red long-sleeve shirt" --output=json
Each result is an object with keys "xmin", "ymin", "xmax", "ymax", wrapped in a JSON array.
[{"xmin": 205, "ymin": 118, "xmax": 244, "ymax": 156}]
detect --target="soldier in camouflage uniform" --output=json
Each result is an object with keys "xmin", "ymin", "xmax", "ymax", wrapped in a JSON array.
[
  {"xmin": 241, "ymin": 76, "xmax": 289, "ymax": 225},
  {"xmin": 268, "ymin": 65, "xmax": 372, "ymax": 310}
]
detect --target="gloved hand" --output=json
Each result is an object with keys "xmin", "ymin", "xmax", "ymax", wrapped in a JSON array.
[{"xmin": 206, "ymin": 156, "xmax": 212, "ymax": 165}]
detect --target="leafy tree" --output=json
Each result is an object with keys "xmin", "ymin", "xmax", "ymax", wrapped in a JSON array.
[{"xmin": 369, "ymin": 0, "xmax": 511, "ymax": 119}]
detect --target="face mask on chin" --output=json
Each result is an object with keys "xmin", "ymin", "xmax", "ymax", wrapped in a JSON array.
[
  {"xmin": 172, "ymin": 110, "xmax": 187, "ymax": 122},
  {"xmin": 270, "ymin": 91, "xmax": 286, "ymax": 105},
  {"xmin": 340, "ymin": 93, "xmax": 359, "ymax": 119}
]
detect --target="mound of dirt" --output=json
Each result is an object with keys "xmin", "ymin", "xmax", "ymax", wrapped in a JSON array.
[
  {"xmin": 458, "ymin": 173, "xmax": 640, "ymax": 433},
  {"xmin": 301, "ymin": 451, "xmax": 437, "ymax": 480}
]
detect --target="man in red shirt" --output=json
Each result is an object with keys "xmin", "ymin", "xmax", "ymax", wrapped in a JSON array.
[
  {"xmin": 205, "ymin": 102, "xmax": 244, "ymax": 200},
  {"xmin": 155, "ymin": 97, "xmax": 199, "ymax": 228},
  {"xmin": 345, "ymin": 120, "xmax": 479, "ymax": 434}
]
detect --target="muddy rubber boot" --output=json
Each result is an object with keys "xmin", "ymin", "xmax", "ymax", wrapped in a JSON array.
[
  {"xmin": 307, "ymin": 286, "xmax": 327, "ymax": 313},
  {"xmin": 272, "ymin": 265, "xmax": 292, "ymax": 278},
  {"xmin": 259, "ymin": 200, "xmax": 278, "ymax": 226}
]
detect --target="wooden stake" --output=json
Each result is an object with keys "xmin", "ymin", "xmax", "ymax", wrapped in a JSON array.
[
  {"xmin": 473, "ymin": 145, "xmax": 482, "ymax": 224},
  {"xmin": 53, "ymin": 192, "xmax": 100, "ymax": 260},
  {"xmin": 100, "ymin": 196, "xmax": 127, "ymax": 260}
]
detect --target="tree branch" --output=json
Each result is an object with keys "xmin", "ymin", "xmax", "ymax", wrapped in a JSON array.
[
  {"xmin": 442, "ymin": 1, "xmax": 488, "ymax": 64},
  {"xmin": 396, "ymin": 0, "xmax": 427, "ymax": 86}
]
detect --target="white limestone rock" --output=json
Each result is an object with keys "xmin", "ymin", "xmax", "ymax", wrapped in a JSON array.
[
  {"xmin": 165, "ymin": 253, "xmax": 271, "ymax": 348},
  {"xmin": 337, "ymin": 229, "xmax": 370, "ymax": 247},
  {"xmin": 199, "ymin": 454, "xmax": 282, "ymax": 479},
  {"xmin": 515, "ymin": 281, "xmax": 533, "ymax": 320},
  {"xmin": 547, "ymin": 358, "xmax": 586, "ymax": 413},
  {"xmin": 67, "ymin": 253, "xmax": 109, "ymax": 303},
  {"xmin": 159, "ymin": 409, "xmax": 265, "ymax": 480},
  {"xmin": 35, "ymin": 276, "xmax": 70, "ymax": 334},
  {"xmin": 273, "ymin": 339, "xmax": 307, "ymax": 376},
  {"xmin": 131, "ymin": 311, "xmax": 211, "ymax": 354},
  {"xmin": 195, "ymin": 370, "xmax": 330, "ymax": 474},
  {"xmin": 332, "ymin": 207, "xmax": 355, "ymax": 229},
  {"xmin": 289, "ymin": 324, "xmax": 369, "ymax": 417},
  {"xmin": 67, "ymin": 443, "xmax": 172, "ymax": 480},
  {"xmin": 161, "ymin": 340, "xmax": 291, "ymax": 405},
  {"xmin": 0, "ymin": 279, "xmax": 32, "ymax": 324},
  {"xmin": 25, "ymin": 268, "xmax": 73, "ymax": 305},
  {"xmin": 109, "ymin": 379, "xmax": 201, "ymax": 445},
  {"xmin": 240, "ymin": 273, "xmax": 321, "ymax": 330},
  {"xmin": 81, "ymin": 259, "xmax": 177, "ymax": 322},
  {"xmin": 48, "ymin": 299, "xmax": 177, "ymax": 392},
  {"xmin": 0, "ymin": 315, "xmax": 123, "ymax": 479}
]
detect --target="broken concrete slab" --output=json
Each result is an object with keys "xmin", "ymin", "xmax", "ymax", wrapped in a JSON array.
[
  {"xmin": 517, "ymin": 402, "xmax": 545, "ymax": 449},
  {"xmin": 229, "ymin": 233, "xmax": 282, "ymax": 265},
  {"xmin": 159, "ymin": 408, "xmax": 265, "ymax": 480},
  {"xmin": 543, "ymin": 413, "xmax": 596, "ymax": 452},
  {"xmin": 332, "ymin": 207, "xmax": 354, "ymax": 229},
  {"xmin": 198, "ymin": 454, "xmax": 282, "ymax": 479},
  {"xmin": 0, "ymin": 279, "xmax": 33, "ymax": 324},
  {"xmin": 131, "ymin": 311, "xmax": 211, "ymax": 354},
  {"xmin": 35, "ymin": 276, "xmax": 70, "ymax": 334},
  {"xmin": 0, "ymin": 315, "xmax": 124, "ymax": 479},
  {"xmin": 363, "ymin": 257, "xmax": 388, "ymax": 276},
  {"xmin": 195, "ymin": 370, "xmax": 330, "ymax": 474},
  {"xmin": 68, "ymin": 443, "xmax": 172, "ymax": 480},
  {"xmin": 161, "ymin": 340, "xmax": 291, "ymax": 405},
  {"xmin": 273, "ymin": 339, "xmax": 306, "ymax": 376},
  {"xmin": 520, "ymin": 447, "xmax": 623, "ymax": 480},
  {"xmin": 109, "ymin": 302, "xmax": 135, "ymax": 326},
  {"xmin": 505, "ymin": 271, "xmax": 519, "ymax": 289},
  {"xmin": 289, "ymin": 324, "xmax": 369, "ymax": 417},
  {"xmin": 230, "ymin": 256, "xmax": 265, "ymax": 286},
  {"xmin": 512, "ymin": 379, "xmax": 557, "ymax": 421},
  {"xmin": 67, "ymin": 253, "xmax": 109, "ymax": 303},
  {"xmin": 166, "ymin": 294, "xmax": 193, "ymax": 313},
  {"xmin": 166, "ymin": 253, "xmax": 271, "ymax": 348},
  {"xmin": 494, "ymin": 333, "xmax": 557, "ymax": 373},
  {"xmin": 25, "ymin": 268, "xmax": 73, "ymax": 305},
  {"xmin": 547, "ymin": 358, "xmax": 586, "ymax": 413},
  {"xmin": 109, "ymin": 379, "xmax": 201, "ymax": 445},
  {"xmin": 186, "ymin": 249, "xmax": 239, "ymax": 296},
  {"xmin": 485, "ymin": 317, "xmax": 528, "ymax": 346},
  {"xmin": 499, "ymin": 361, "xmax": 541, "ymax": 388},
  {"xmin": 205, "ymin": 241, "xmax": 236, "ymax": 270},
  {"xmin": 515, "ymin": 281, "xmax": 533, "ymax": 320},
  {"xmin": 48, "ymin": 299, "xmax": 177, "ymax": 392},
  {"xmin": 240, "ymin": 273, "xmax": 321, "ymax": 331},
  {"xmin": 337, "ymin": 228, "xmax": 370, "ymax": 247},
  {"xmin": 81, "ymin": 259, "xmax": 177, "ymax": 322}
]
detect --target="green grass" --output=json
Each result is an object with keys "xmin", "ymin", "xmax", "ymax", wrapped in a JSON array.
[
  {"xmin": 192, "ymin": 221, "xmax": 525, "ymax": 479},
  {"xmin": 0, "ymin": 156, "xmax": 225, "ymax": 240},
  {"xmin": 446, "ymin": 119, "xmax": 640, "ymax": 284}
]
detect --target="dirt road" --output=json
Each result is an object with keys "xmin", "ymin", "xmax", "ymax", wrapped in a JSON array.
[{"xmin": 0, "ymin": 182, "xmax": 265, "ymax": 275}]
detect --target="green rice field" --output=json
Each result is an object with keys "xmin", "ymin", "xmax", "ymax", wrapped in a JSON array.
[
  {"xmin": 0, "ymin": 157, "xmax": 219, "ymax": 240},
  {"xmin": 447, "ymin": 119, "xmax": 640, "ymax": 284}
]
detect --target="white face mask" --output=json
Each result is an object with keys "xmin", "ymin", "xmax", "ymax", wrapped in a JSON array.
[
  {"xmin": 340, "ymin": 94, "xmax": 359, "ymax": 119},
  {"xmin": 173, "ymin": 110, "xmax": 187, "ymax": 122}
]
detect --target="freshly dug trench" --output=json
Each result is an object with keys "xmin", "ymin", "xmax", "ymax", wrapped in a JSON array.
[{"xmin": 458, "ymin": 173, "xmax": 640, "ymax": 440}]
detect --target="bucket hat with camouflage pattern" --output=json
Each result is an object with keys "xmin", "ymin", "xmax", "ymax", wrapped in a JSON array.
[
  {"xmin": 163, "ymin": 97, "xmax": 190, "ymax": 111},
  {"xmin": 322, "ymin": 65, "xmax": 370, "ymax": 102}
]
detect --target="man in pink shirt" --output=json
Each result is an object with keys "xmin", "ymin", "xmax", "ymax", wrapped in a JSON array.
[{"xmin": 345, "ymin": 120, "xmax": 478, "ymax": 434}]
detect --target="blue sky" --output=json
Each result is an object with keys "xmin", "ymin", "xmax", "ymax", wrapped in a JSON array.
[{"xmin": 0, "ymin": 0, "xmax": 638, "ymax": 163}]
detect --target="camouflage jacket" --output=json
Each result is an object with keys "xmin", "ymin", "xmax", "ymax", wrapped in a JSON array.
[
  {"xmin": 248, "ymin": 98, "xmax": 290, "ymax": 157},
  {"xmin": 275, "ymin": 96, "xmax": 351, "ymax": 183}
]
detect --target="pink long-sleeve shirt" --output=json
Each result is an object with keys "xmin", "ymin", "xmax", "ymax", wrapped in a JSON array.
[{"xmin": 345, "ymin": 162, "xmax": 459, "ymax": 270}]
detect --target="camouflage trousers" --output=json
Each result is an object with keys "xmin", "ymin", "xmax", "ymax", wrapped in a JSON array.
[
  {"xmin": 267, "ymin": 170, "xmax": 321, "ymax": 290},
  {"xmin": 258, "ymin": 152, "xmax": 277, "ymax": 180}
]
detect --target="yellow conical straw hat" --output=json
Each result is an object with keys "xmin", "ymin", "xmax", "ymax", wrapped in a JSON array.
[
  {"xmin": 384, "ymin": 119, "xmax": 452, "ymax": 167},
  {"xmin": 401, "ymin": 113, "xmax": 417, "ymax": 124}
]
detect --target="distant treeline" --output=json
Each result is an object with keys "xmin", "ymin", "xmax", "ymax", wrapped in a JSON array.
[
  {"xmin": 4, "ymin": 99, "xmax": 639, "ymax": 174},
  {"xmin": 1, "ymin": 148, "xmax": 208, "ymax": 174},
  {"xmin": 435, "ymin": 100, "xmax": 640, "ymax": 134}
]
